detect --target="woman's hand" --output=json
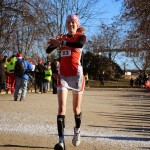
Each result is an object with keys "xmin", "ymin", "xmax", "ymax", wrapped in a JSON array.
[
  {"xmin": 47, "ymin": 38, "xmax": 62, "ymax": 47},
  {"xmin": 47, "ymin": 34, "xmax": 63, "ymax": 47}
]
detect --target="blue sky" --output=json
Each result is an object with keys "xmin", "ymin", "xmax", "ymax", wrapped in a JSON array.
[
  {"xmin": 85, "ymin": 0, "xmax": 136, "ymax": 70},
  {"xmin": 86, "ymin": 0, "xmax": 123, "ymax": 36},
  {"xmin": 99, "ymin": 0, "xmax": 123, "ymax": 24}
]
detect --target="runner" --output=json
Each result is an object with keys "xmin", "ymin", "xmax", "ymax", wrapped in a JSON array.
[{"xmin": 46, "ymin": 14, "xmax": 86, "ymax": 150}]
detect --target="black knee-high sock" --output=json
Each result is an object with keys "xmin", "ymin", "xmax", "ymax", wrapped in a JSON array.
[
  {"xmin": 75, "ymin": 112, "xmax": 82, "ymax": 128},
  {"xmin": 57, "ymin": 115, "xmax": 65, "ymax": 142}
]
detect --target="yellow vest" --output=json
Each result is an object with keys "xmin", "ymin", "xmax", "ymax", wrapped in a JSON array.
[
  {"xmin": 44, "ymin": 69, "xmax": 52, "ymax": 81},
  {"xmin": 85, "ymin": 74, "xmax": 89, "ymax": 80},
  {"xmin": 7, "ymin": 57, "xmax": 17, "ymax": 72}
]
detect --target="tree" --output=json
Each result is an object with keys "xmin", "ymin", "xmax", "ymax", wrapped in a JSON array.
[
  {"xmin": 86, "ymin": 22, "xmax": 123, "ymax": 61},
  {"xmin": 121, "ymin": 0, "xmax": 150, "ymax": 71},
  {"xmin": 0, "ymin": 0, "xmax": 25, "ymax": 54},
  {"xmin": 83, "ymin": 51, "xmax": 123, "ymax": 80},
  {"xmin": 85, "ymin": 22, "xmax": 123, "ymax": 78},
  {"xmin": 1, "ymin": 0, "xmax": 103, "ymax": 60}
]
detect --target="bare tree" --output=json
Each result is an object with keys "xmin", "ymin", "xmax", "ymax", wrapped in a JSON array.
[
  {"xmin": 86, "ymin": 22, "xmax": 123, "ymax": 61},
  {"xmin": 85, "ymin": 21, "xmax": 124, "ymax": 78},
  {"xmin": 1, "ymin": 0, "xmax": 103, "ymax": 60},
  {"xmin": 121, "ymin": 0, "xmax": 150, "ymax": 71},
  {"xmin": 0, "ymin": 0, "xmax": 25, "ymax": 54}
]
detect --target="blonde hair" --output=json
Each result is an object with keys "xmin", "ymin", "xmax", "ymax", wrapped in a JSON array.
[{"xmin": 77, "ymin": 27, "xmax": 85, "ymax": 33}]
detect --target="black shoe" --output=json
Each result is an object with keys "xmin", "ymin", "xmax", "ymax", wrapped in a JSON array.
[
  {"xmin": 20, "ymin": 97, "xmax": 25, "ymax": 101},
  {"xmin": 14, "ymin": 97, "xmax": 18, "ymax": 101},
  {"xmin": 54, "ymin": 141, "xmax": 66, "ymax": 150}
]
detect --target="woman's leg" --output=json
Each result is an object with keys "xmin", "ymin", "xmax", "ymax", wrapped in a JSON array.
[
  {"xmin": 54, "ymin": 88, "xmax": 68, "ymax": 149},
  {"xmin": 72, "ymin": 91, "xmax": 83, "ymax": 115},
  {"xmin": 72, "ymin": 91, "xmax": 83, "ymax": 147},
  {"xmin": 57, "ymin": 88, "xmax": 68, "ymax": 115}
]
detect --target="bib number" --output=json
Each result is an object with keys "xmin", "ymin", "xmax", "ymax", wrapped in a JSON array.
[{"xmin": 61, "ymin": 50, "xmax": 71, "ymax": 57}]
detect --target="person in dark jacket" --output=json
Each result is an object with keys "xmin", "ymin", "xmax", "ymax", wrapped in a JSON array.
[
  {"xmin": 0, "ymin": 55, "xmax": 6, "ymax": 93},
  {"xmin": 51, "ymin": 59, "xmax": 59, "ymax": 94},
  {"xmin": 34, "ymin": 59, "xmax": 45, "ymax": 93},
  {"xmin": 14, "ymin": 53, "xmax": 34, "ymax": 101}
]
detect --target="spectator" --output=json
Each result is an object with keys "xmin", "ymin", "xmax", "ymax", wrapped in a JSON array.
[
  {"xmin": 51, "ymin": 60, "xmax": 59, "ymax": 94},
  {"xmin": 130, "ymin": 77, "xmax": 134, "ymax": 88},
  {"xmin": 85, "ymin": 73, "xmax": 89, "ymax": 87},
  {"xmin": 5, "ymin": 54, "xmax": 17, "ymax": 94},
  {"xmin": 99, "ymin": 75, "xmax": 104, "ymax": 86},
  {"xmin": 3, "ymin": 56, "xmax": 8, "ymax": 92},
  {"xmin": 143, "ymin": 73, "xmax": 149, "ymax": 85},
  {"xmin": 0, "ymin": 55, "xmax": 6, "ymax": 93},
  {"xmin": 138, "ymin": 73, "xmax": 143, "ymax": 87},
  {"xmin": 14, "ymin": 53, "xmax": 34, "ymax": 101},
  {"xmin": 35, "ymin": 59, "xmax": 45, "ymax": 93},
  {"xmin": 44, "ymin": 63, "xmax": 52, "ymax": 93}
]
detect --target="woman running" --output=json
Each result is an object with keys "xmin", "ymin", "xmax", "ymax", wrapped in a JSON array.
[{"xmin": 46, "ymin": 14, "xmax": 86, "ymax": 150}]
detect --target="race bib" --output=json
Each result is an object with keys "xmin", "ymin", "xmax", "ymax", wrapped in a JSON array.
[{"xmin": 60, "ymin": 50, "xmax": 71, "ymax": 57}]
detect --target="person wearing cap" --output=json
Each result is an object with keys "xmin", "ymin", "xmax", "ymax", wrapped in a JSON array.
[
  {"xmin": 5, "ymin": 54, "xmax": 17, "ymax": 94},
  {"xmin": 14, "ymin": 53, "xmax": 34, "ymax": 101},
  {"xmin": 34, "ymin": 58, "xmax": 45, "ymax": 93},
  {"xmin": 46, "ymin": 14, "xmax": 86, "ymax": 150}
]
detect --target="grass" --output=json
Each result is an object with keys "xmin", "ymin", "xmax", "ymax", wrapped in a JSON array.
[{"xmin": 88, "ymin": 79, "xmax": 131, "ymax": 88}]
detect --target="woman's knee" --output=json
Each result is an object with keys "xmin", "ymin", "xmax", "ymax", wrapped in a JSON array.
[{"xmin": 73, "ymin": 107, "xmax": 81, "ymax": 115}]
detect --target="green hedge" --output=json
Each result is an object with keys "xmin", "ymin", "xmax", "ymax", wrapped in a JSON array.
[{"xmin": 88, "ymin": 79, "xmax": 131, "ymax": 88}]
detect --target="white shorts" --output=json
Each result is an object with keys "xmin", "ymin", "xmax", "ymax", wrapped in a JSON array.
[{"xmin": 57, "ymin": 74, "xmax": 85, "ymax": 92}]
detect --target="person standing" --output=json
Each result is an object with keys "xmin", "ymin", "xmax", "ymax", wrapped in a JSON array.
[
  {"xmin": 0, "ymin": 55, "xmax": 6, "ymax": 93},
  {"xmin": 99, "ymin": 71, "xmax": 105, "ymax": 87},
  {"xmin": 14, "ymin": 53, "xmax": 34, "ymax": 101},
  {"xmin": 51, "ymin": 60, "xmax": 59, "ymax": 94},
  {"xmin": 3, "ymin": 56, "xmax": 8, "ymax": 91},
  {"xmin": 85, "ymin": 73, "xmax": 89, "ymax": 87},
  {"xmin": 46, "ymin": 14, "xmax": 86, "ymax": 150},
  {"xmin": 35, "ymin": 59, "xmax": 45, "ymax": 93},
  {"xmin": 44, "ymin": 63, "xmax": 52, "ymax": 93},
  {"xmin": 130, "ymin": 77, "xmax": 134, "ymax": 88},
  {"xmin": 5, "ymin": 54, "xmax": 17, "ymax": 94}
]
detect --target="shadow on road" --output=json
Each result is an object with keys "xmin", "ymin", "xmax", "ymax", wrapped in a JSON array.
[
  {"xmin": 87, "ymin": 89, "xmax": 150, "ymax": 144},
  {"xmin": 0, "ymin": 144, "xmax": 52, "ymax": 149}
]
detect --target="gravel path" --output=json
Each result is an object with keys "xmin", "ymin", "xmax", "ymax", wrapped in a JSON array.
[{"xmin": 0, "ymin": 88, "xmax": 150, "ymax": 150}]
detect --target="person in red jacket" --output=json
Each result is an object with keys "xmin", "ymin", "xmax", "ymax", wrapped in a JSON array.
[
  {"xmin": 6, "ymin": 55, "xmax": 17, "ymax": 94},
  {"xmin": 46, "ymin": 14, "xmax": 86, "ymax": 150}
]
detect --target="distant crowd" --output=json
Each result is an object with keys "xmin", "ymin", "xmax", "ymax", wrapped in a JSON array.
[
  {"xmin": 130, "ymin": 73, "xmax": 150, "ymax": 88},
  {"xmin": 0, "ymin": 53, "xmax": 59, "ymax": 97}
]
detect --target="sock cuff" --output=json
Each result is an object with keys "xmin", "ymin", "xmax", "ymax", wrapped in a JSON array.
[
  {"xmin": 75, "ymin": 112, "xmax": 82, "ymax": 118},
  {"xmin": 57, "ymin": 115, "xmax": 65, "ymax": 119}
]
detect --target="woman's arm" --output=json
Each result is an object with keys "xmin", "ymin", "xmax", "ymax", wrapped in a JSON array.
[
  {"xmin": 62, "ymin": 35, "xmax": 85, "ymax": 48},
  {"xmin": 46, "ymin": 45, "xmax": 57, "ymax": 53},
  {"xmin": 46, "ymin": 34, "xmax": 86, "ymax": 53}
]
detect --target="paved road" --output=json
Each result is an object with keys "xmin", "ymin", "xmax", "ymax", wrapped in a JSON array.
[{"xmin": 0, "ymin": 88, "xmax": 150, "ymax": 150}]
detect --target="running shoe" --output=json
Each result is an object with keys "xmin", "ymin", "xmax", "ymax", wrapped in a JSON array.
[
  {"xmin": 72, "ymin": 127, "xmax": 81, "ymax": 147},
  {"xmin": 54, "ymin": 141, "xmax": 66, "ymax": 150}
]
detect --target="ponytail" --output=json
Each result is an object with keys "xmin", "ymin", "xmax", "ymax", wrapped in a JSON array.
[{"xmin": 77, "ymin": 27, "xmax": 85, "ymax": 33}]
